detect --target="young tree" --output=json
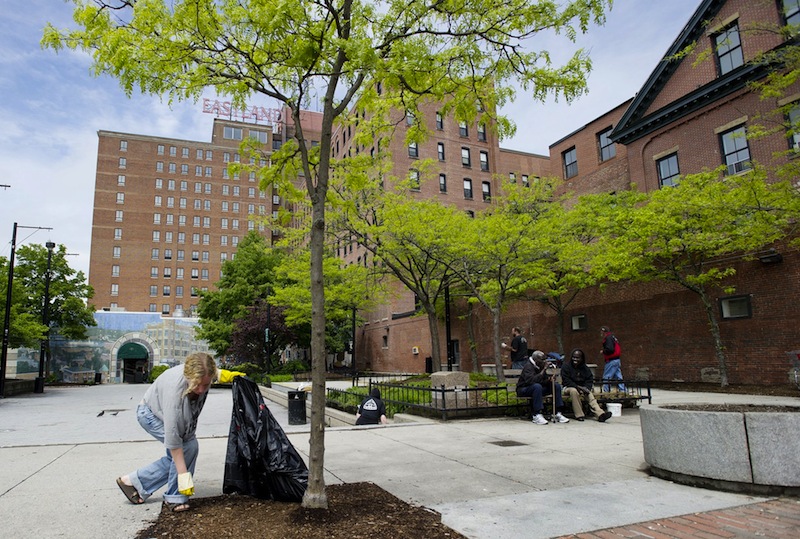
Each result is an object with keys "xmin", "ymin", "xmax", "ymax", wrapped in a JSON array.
[
  {"xmin": 44, "ymin": 0, "xmax": 612, "ymax": 508},
  {"xmin": 529, "ymin": 189, "xmax": 646, "ymax": 353},
  {"xmin": 450, "ymin": 182, "xmax": 557, "ymax": 382},
  {"xmin": 616, "ymin": 167, "xmax": 799, "ymax": 387},
  {"xmin": 227, "ymin": 299, "xmax": 295, "ymax": 369},
  {"xmin": 13, "ymin": 244, "xmax": 96, "ymax": 375},
  {"xmin": 197, "ymin": 232, "xmax": 282, "ymax": 360},
  {"xmin": 331, "ymin": 191, "xmax": 467, "ymax": 372},
  {"xmin": 0, "ymin": 257, "xmax": 47, "ymax": 349}
]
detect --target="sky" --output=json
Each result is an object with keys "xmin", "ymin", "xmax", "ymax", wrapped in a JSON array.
[{"xmin": 0, "ymin": 0, "xmax": 701, "ymax": 278}]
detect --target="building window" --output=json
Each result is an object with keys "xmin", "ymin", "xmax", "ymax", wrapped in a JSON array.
[
  {"xmin": 182, "ymin": 147, "xmax": 189, "ymax": 158},
  {"xmin": 204, "ymin": 166, "xmax": 212, "ymax": 177},
  {"xmin": 720, "ymin": 125, "xmax": 751, "ymax": 175},
  {"xmin": 250, "ymin": 129, "xmax": 268, "ymax": 143},
  {"xmin": 176, "ymin": 285, "xmax": 184, "ymax": 297},
  {"xmin": 784, "ymin": 0, "xmax": 800, "ymax": 26},
  {"xmin": 114, "ymin": 228, "xmax": 122, "ymax": 240},
  {"xmin": 176, "ymin": 268, "xmax": 184, "ymax": 279},
  {"xmin": 168, "ymin": 163, "xmax": 176, "ymax": 174},
  {"xmin": 206, "ymin": 150, "xmax": 213, "ymax": 160},
  {"xmin": 155, "ymin": 178, "xmax": 163, "ymax": 190},
  {"xmin": 479, "ymin": 151, "xmax": 489, "ymax": 171},
  {"xmin": 563, "ymin": 147, "xmax": 578, "ymax": 179},
  {"xmin": 463, "ymin": 178, "xmax": 473, "ymax": 199},
  {"xmin": 598, "ymin": 127, "xmax": 616, "ymax": 161},
  {"xmin": 439, "ymin": 173, "xmax": 447, "ymax": 193},
  {"xmin": 437, "ymin": 142, "xmax": 445, "ymax": 161},
  {"xmin": 477, "ymin": 123, "xmax": 486, "ymax": 142},
  {"xmin": 714, "ymin": 23, "xmax": 744, "ymax": 76},
  {"xmin": 152, "ymin": 231, "xmax": 160, "ymax": 242},
  {"xmin": 151, "ymin": 248, "xmax": 159, "ymax": 259},
  {"xmin": 111, "ymin": 265, "xmax": 120, "ymax": 277},
  {"xmin": 571, "ymin": 314, "xmax": 588, "ymax": 331},
  {"xmin": 405, "ymin": 110, "xmax": 414, "ymax": 126},
  {"xmin": 461, "ymin": 147, "xmax": 471, "ymax": 167},
  {"xmin": 116, "ymin": 192, "xmax": 125, "ymax": 204},
  {"xmin": 117, "ymin": 175, "xmax": 126, "ymax": 186},
  {"xmin": 180, "ymin": 180, "xmax": 188, "ymax": 191},
  {"xmin": 408, "ymin": 142, "xmax": 418, "ymax": 158},
  {"xmin": 720, "ymin": 295, "xmax": 751, "ymax": 319},
  {"xmin": 482, "ymin": 181, "xmax": 491, "ymax": 202},
  {"xmin": 151, "ymin": 266, "xmax": 158, "ymax": 278},
  {"xmin": 435, "ymin": 112, "xmax": 444, "ymax": 130},
  {"xmin": 164, "ymin": 249, "xmax": 172, "ymax": 260},
  {"xmin": 158, "ymin": 144, "xmax": 165, "ymax": 155},
  {"xmin": 787, "ymin": 104, "xmax": 800, "ymax": 150},
  {"xmin": 181, "ymin": 164, "xmax": 189, "ymax": 175},
  {"xmin": 657, "ymin": 153, "xmax": 681, "ymax": 187},
  {"xmin": 409, "ymin": 169, "xmax": 420, "ymax": 190},
  {"xmin": 154, "ymin": 195, "xmax": 162, "ymax": 207},
  {"xmin": 162, "ymin": 304, "xmax": 170, "ymax": 315},
  {"xmin": 163, "ymin": 286, "xmax": 171, "ymax": 296},
  {"xmin": 458, "ymin": 121, "xmax": 469, "ymax": 137},
  {"xmin": 509, "ymin": 172, "xmax": 516, "ymax": 183},
  {"xmin": 118, "ymin": 157, "xmax": 126, "ymax": 169},
  {"xmin": 191, "ymin": 269, "xmax": 199, "ymax": 279},
  {"xmin": 195, "ymin": 165, "xmax": 202, "ymax": 176},
  {"xmin": 169, "ymin": 146, "xmax": 177, "ymax": 157},
  {"xmin": 149, "ymin": 286, "xmax": 158, "ymax": 297},
  {"xmin": 112, "ymin": 246, "xmax": 121, "ymax": 258},
  {"xmin": 522, "ymin": 175, "xmax": 530, "ymax": 187},
  {"xmin": 115, "ymin": 210, "xmax": 123, "ymax": 222},
  {"xmin": 110, "ymin": 284, "xmax": 119, "ymax": 296},
  {"xmin": 224, "ymin": 126, "xmax": 243, "ymax": 140}
]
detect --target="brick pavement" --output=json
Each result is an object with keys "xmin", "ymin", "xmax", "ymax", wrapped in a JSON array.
[{"xmin": 555, "ymin": 498, "xmax": 800, "ymax": 539}]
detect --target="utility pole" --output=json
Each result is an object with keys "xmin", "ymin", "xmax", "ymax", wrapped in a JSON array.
[
  {"xmin": 1, "ymin": 223, "xmax": 53, "ymax": 397},
  {"xmin": 35, "ymin": 242, "xmax": 56, "ymax": 393}
]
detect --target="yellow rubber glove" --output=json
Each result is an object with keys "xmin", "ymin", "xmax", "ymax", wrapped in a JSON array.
[
  {"xmin": 218, "ymin": 369, "xmax": 246, "ymax": 383},
  {"xmin": 177, "ymin": 472, "xmax": 194, "ymax": 496}
]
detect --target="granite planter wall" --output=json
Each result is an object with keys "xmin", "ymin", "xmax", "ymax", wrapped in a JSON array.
[{"xmin": 640, "ymin": 403, "xmax": 800, "ymax": 495}]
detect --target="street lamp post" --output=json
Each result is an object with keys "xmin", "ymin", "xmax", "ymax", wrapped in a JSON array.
[{"xmin": 35, "ymin": 242, "xmax": 56, "ymax": 394}]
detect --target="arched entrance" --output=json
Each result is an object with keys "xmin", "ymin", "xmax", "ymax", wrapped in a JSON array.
[{"xmin": 118, "ymin": 342, "xmax": 149, "ymax": 383}]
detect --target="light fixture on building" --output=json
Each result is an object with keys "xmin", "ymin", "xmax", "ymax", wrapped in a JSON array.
[{"xmin": 757, "ymin": 249, "xmax": 783, "ymax": 264}]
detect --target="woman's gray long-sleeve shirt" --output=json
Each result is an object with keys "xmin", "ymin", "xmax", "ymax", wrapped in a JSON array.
[{"xmin": 141, "ymin": 364, "xmax": 208, "ymax": 450}]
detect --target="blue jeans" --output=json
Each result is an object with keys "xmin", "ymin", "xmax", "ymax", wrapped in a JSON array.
[
  {"xmin": 517, "ymin": 381, "xmax": 564, "ymax": 415},
  {"xmin": 129, "ymin": 404, "xmax": 198, "ymax": 504},
  {"xmin": 602, "ymin": 359, "xmax": 626, "ymax": 392}
]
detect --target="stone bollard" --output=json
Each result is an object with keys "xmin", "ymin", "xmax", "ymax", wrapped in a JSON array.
[{"xmin": 431, "ymin": 371, "xmax": 472, "ymax": 409}]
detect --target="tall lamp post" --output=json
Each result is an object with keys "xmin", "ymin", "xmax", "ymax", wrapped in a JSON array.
[{"xmin": 34, "ymin": 242, "xmax": 56, "ymax": 394}]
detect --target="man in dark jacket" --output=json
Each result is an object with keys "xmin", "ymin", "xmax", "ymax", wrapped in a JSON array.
[
  {"xmin": 516, "ymin": 350, "xmax": 569, "ymax": 425},
  {"xmin": 561, "ymin": 348, "xmax": 612, "ymax": 422}
]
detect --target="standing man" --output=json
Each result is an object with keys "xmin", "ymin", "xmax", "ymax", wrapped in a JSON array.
[
  {"xmin": 502, "ymin": 326, "xmax": 528, "ymax": 369},
  {"xmin": 600, "ymin": 326, "xmax": 625, "ymax": 392}
]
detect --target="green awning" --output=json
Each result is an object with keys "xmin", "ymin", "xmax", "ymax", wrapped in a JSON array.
[{"xmin": 117, "ymin": 342, "xmax": 149, "ymax": 360}]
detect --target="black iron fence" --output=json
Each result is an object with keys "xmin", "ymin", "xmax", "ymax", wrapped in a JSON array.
[{"xmin": 326, "ymin": 381, "xmax": 528, "ymax": 421}]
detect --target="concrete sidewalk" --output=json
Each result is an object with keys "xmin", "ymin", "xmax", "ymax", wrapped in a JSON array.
[{"xmin": 0, "ymin": 383, "xmax": 798, "ymax": 538}]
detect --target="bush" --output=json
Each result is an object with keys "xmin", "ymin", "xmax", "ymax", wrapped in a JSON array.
[{"xmin": 149, "ymin": 365, "xmax": 169, "ymax": 382}]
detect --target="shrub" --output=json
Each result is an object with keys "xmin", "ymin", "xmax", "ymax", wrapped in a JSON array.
[{"xmin": 148, "ymin": 365, "xmax": 169, "ymax": 382}]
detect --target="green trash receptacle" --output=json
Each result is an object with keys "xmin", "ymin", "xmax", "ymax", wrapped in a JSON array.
[{"xmin": 288, "ymin": 390, "xmax": 307, "ymax": 425}]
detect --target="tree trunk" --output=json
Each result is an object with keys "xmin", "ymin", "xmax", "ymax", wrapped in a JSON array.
[
  {"xmin": 425, "ymin": 304, "xmax": 442, "ymax": 372},
  {"xmin": 303, "ymin": 203, "xmax": 328, "ymax": 509},
  {"xmin": 467, "ymin": 302, "xmax": 479, "ymax": 372},
  {"xmin": 698, "ymin": 288, "xmax": 729, "ymax": 387},
  {"xmin": 492, "ymin": 307, "xmax": 506, "ymax": 383}
]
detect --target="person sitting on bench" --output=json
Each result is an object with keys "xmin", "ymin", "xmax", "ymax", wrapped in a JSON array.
[
  {"xmin": 516, "ymin": 350, "xmax": 569, "ymax": 425},
  {"xmin": 561, "ymin": 348, "xmax": 612, "ymax": 423}
]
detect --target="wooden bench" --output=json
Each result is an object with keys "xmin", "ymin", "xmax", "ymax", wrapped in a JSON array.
[{"xmin": 513, "ymin": 379, "xmax": 652, "ymax": 416}]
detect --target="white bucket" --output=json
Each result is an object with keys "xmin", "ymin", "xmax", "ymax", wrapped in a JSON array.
[{"xmin": 607, "ymin": 403, "xmax": 622, "ymax": 417}]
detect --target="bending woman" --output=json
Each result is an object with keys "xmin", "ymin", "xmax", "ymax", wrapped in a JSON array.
[{"xmin": 116, "ymin": 352, "xmax": 216, "ymax": 513}]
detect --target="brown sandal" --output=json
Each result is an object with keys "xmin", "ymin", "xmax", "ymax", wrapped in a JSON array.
[
  {"xmin": 116, "ymin": 477, "xmax": 144, "ymax": 504},
  {"xmin": 163, "ymin": 501, "xmax": 191, "ymax": 513}
]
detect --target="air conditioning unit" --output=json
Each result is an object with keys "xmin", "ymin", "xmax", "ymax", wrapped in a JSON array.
[{"xmin": 411, "ymin": 346, "xmax": 420, "ymax": 355}]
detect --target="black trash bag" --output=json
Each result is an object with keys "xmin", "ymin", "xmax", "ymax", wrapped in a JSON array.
[{"xmin": 223, "ymin": 377, "xmax": 308, "ymax": 502}]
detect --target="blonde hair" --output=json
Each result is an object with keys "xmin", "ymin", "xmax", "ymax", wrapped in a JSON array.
[{"xmin": 183, "ymin": 352, "xmax": 217, "ymax": 396}]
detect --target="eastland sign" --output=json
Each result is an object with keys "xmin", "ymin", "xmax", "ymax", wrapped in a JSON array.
[{"xmin": 202, "ymin": 98, "xmax": 281, "ymax": 124}]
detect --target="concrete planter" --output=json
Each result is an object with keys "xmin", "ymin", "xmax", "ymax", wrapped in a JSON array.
[{"xmin": 640, "ymin": 403, "xmax": 800, "ymax": 495}]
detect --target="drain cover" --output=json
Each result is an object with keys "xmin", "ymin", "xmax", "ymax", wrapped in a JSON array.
[{"xmin": 489, "ymin": 440, "xmax": 526, "ymax": 447}]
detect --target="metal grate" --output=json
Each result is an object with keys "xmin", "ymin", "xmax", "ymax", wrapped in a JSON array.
[{"xmin": 489, "ymin": 440, "xmax": 526, "ymax": 447}]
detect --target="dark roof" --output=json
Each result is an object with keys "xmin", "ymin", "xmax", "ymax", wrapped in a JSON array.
[{"xmin": 609, "ymin": 0, "xmax": 754, "ymax": 145}]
